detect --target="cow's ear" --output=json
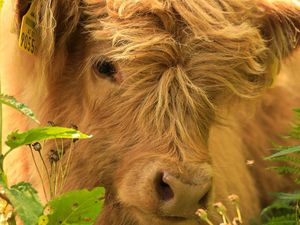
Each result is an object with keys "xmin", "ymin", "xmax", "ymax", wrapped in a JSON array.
[
  {"xmin": 15, "ymin": 0, "xmax": 32, "ymax": 26},
  {"xmin": 15, "ymin": 0, "xmax": 81, "ymax": 46},
  {"xmin": 256, "ymin": 0, "xmax": 300, "ymax": 59},
  {"xmin": 13, "ymin": 0, "xmax": 82, "ymax": 81}
]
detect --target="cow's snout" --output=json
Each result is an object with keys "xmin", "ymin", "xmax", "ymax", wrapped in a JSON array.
[
  {"xmin": 155, "ymin": 171, "xmax": 211, "ymax": 219},
  {"xmin": 117, "ymin": 159, "xmax": 212, "ymax": 223}
]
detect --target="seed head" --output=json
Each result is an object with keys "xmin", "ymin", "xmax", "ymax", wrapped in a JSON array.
[
  {"xmin": 49, "ymin": 150, "xmax": 59, "ymax": 163},
  {"xmin": 195, "ymin": 209, "xmax": 208, "ymax": 218},
  {"xmin": 47, "ymin": 121, "xmax": 55, "ymax": 127},
  {"xmin": 213, "ymin": 202, "xmax": 230, "ymax": 224},
  {"xmin": 32, "ymin": 142, "xmax": 42, "ymax": 152},
  {"xmin": 195, "ymin": 208, "xmax": 214, "ymax": 225},
  {"xmin": 228, "ymin": 195, "xmax": 242, "ymax": 223},
  {"xmin": 213, "ymin": 202, "xmax": 227, "ymax": 214},
  {"xmin": 228, "ymin": 194, "xmax": 240, "ymax": 203}
]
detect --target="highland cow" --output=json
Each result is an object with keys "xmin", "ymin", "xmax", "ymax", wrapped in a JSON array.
[{"xmin": 1, "ymin": 0, "xmax": 300, "ymax": 224}]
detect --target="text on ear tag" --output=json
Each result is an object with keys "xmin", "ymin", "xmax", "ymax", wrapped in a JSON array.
[{"xmin": 18, "ymin": 1, "xmax": 38, "ymax": 55}]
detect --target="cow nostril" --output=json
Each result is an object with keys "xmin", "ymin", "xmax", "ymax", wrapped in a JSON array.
[
  {"xmin": 198, "ymin": 191, "xmax": 209, "ymax": 207},
  {"xmin": 155, "ymin": 172, "xmax": 174, "ymax": 201},
  {"xmin": 151, "ymin": 165, "xmax": 212, "ymax": 219}
]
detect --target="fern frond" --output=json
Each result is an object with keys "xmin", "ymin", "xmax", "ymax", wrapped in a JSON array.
[
  {"xmin": 272, "ymin": 192, "xmax": 300, "ymax": 201},
  {"xmin": 267, "ymin": 156, "xmax": 300, "ymax": 165},
  {"xmin": 266, "ymin": 146, "xmax": 300, "ymax": 160},
  {"xmin": 262, "ymin": 214, "xmax": 298, "ymax": 225},
  {"xmin": 290, "ymin": 128, "xmax": 300, "ymax": 139},
  {"xmin": 269, "ymin": 166, "xmax": 300, "ymax": 176},
  {"xmin": 262, "ymin": 108, "xmax": 300, "ymax": 225},
  {"xmin": 288, "ymin": 109, "xmax": 300, "ymax": 139}
]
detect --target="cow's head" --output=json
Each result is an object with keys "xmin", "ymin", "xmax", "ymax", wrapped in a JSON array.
[{"xmin": 14, "ymin": 0, "xmax": 300, "ymax": 224}]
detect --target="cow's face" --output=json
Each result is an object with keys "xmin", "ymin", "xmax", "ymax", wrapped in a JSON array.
[{"xmin": 15, "ymin": 0, "xmax": 299, "ymax": 224}]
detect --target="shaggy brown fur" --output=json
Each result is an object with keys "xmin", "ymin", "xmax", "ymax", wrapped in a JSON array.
[{"xmin": 1, "ymin": 0, "xmax": 300, "ymax": 224}]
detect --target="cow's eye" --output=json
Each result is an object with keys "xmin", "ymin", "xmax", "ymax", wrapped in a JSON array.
[{"xmin": 94, "ymin": 60, "xmax": 117, "ymax": 78}]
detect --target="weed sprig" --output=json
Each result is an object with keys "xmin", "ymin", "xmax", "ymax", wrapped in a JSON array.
[{"xmin": 196, "ymin": 195, "xmax": 243, "ymax": 225}]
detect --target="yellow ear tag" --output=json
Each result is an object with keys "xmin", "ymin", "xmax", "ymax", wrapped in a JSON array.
[
  {"xmin": 18, "ymin": 2, "xmax": 38, "ymax": 55},
  {"xmin": 0, "ymin": 0, "xmax": 4, "ymax": 12}
]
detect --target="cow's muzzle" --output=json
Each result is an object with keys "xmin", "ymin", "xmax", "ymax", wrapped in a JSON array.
[{"xmin": 116, "ymin": 160, "xmax": 212, "ymax": 223}]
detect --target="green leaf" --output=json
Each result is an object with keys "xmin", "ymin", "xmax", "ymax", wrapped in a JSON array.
[
  {"xmin": 268, "ymin": 166, "xmax": 300, "ymax": 176},
  {"xmin": 0, "ymin": 155, "xmax": 8, "ymax": 186},
  {"xmin": 38, "ymin": 215, "xmax": 49, "ymax": 225},
  {"xmin": 5, "ymin": 127, "xmax": 92, "ymax": 151},
  {"xmin": 260, "ymin": 193, "xmax": 297, "ymax": 223},
  {"xmin": 0, "ymin": 171, "xmax": 8, "ymax": 187},
  {"xmin": 262, "ymin": 214, "xmax": 297, "ymax": 225},
  {"xmin": 45, "ymin": 187, "xmax": 105, "ymax": 225},
  {"xmin": 293, "ymin": 108, "xmax": 300, "ymax": 114},
  {"xmin": 0, "ymin": 94, "xmax": 39, "ymax": 124},
  {"xmin": 4, "ymin": 182, "xmax": 43, "ymax": 225},
  {"xmin": 271, "ymin": 192, "xmax": 300, "ymax": 201},
  {"xmin": 265, "ymin": 146, "xmax": 300, "ymax": 160},
  {"xmin": 261, "ymin": 202, "xmax": 295, "ymax": 219},
  {"xmin": 0, "ymin": 153, "xmax": 4, "ymax": 172},
  {"xmin": 266, "ymin": 155, "xmax": 300, "ymax": 165}
]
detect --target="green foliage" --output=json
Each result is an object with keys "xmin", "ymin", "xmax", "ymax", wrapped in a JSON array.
[
  {"xmin": 0, "ymin": 0, "xmax": 3, "ymax": 11},
  {"xmin": 44, "ymin": 187, "xmax": 105, "ymax": 225},
  {"xmin": 0, "ymin": 94, "xmax": 39, "ymax": 123},
  {"xmin": 266, "ymin": 155, "xmax": 300, "ymax": 165},
  {"xmin": 262, "ymin": 214, "xmax": 298, "ymax": 225},
  {"xmin": 265, "ymin": 146, "xmax": 300, "ymax": 160},
  {"xmin": 272, "ymin": 192, "xmax": 300, "ymax": 201},
  {"xmin": 5, "ymin": 127, "xmax": 92, "ymax": 156},
  {"xmin": 262, "ymin": 109, "xmax": 300, "ymax": 224},
  {"xmin": 0, "ymin": 93, "xmax": 104, "ymax": 225},
  {"xmin": 261, "ymin": 193, "xmax": 298, "ymax": 222},
  {"xmin": 289, "ymin": 109, "xmax": 300, "ymax": 139},
  {"xmin": 2, "ymin": 182, "xmax": 43, "ymax": 225}
]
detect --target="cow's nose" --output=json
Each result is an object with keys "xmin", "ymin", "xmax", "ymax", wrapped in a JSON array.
[{"xmin": 155, "ymin": 171, "xmax": 211, "ymax": 218}]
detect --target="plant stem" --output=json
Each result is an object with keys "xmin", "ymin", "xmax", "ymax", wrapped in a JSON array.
[
  {"xmin": 40, "ymin": 140, "xmax": 53, "ymax": 199},
  {"xmin": 38, "ymin": 150, "xmax": 52, "ymax": 200},
  {"xmin": 61, "ymin": 140, "xmax": 74, "ymax": 191},
  {"xmin": 3, "ymin": 148, "xmax": 14, "ymax": 159},
  {"xmin": 54, "ymin": 139, "xmax": 64, "ymax": 195},
  {"xmin": 50, "ymin": 162, "xmax": 54, "ymax": 199},
  {"xmin": 58, "ymin": 139, "xmax": 65, "ymax": 193},
  {"xmin": 29, "ymin": 146, "xmax": 48, "ymax": 201},
  {"xmin": 236, "ymin": 206, "xmax": 242, "ymax": 223},
  {"xmin": 39, "ymin": 140, "xmax": 53, "ymax": 200},
  {"xmin": 206, "ymin": 220, "xmax": 214, "ymax": 225},
  {"xmin": 54, "ymin": 162, "xmax": 58, "ymax": 197}
]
